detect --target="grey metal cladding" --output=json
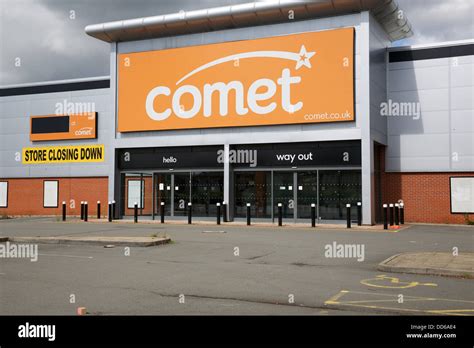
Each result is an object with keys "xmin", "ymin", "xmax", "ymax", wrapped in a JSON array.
[
  {"xmin": 0, "ymin": 80, "xmax": 112, "ymax": 178},
  {"xmin": 387, "ymin": 42, "xmax": 474, "ymax": 172},
  {"xmin": 85, "ymin": 0, "xmax": 412, "ymax": 43}
]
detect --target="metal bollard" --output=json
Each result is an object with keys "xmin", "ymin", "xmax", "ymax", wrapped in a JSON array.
[
  {"xmin": 80, "ymin": 201, "xmax": 84, "ymax": 220},
  {"xmin": 395, "ymin": 203, "xmax": 400, "ymax": 226},
  {"xmin": 346, "ymin": 204, "xmax": 351, "ymax": 228},
  {"xmin": 160, "ymin": 202, "xmax": 165, "ymax": 223},
  {"xmin": 188, "ymin": 202, "xmax": 192, "ymax": 224},
  {"xmin": 84, "ymin": 202, "xmax": 88, "ymax": 222},
  {"xmin": 216, "ymin": 203, "xmax": 221, "ymax": 225},
  {"xmin": 108, "ymin": 201, "xmax": 112, "ymax": 222},
  {"xmin": 62, "ymin": 201, "xmax": 66, "ymax": 221},
  {"xmin": 400, "ymin": 203, "xmax": 405, "ymax": 225},
  {"xmin": 389, "ymin": 204, "xmax": 394, "ymax": 226},
  {"xmin": 277, "ymin": 203, "xmax": 283, "ymax": 226},
  {"xmin": 246, "ymin": 203, "xmax": 251, "ymax": 226},
  {"xmin": 311, "ymin": 203, "xmax": 316, "ymax": 227},
  {"xmin": 383, "ymin": 204, "xmax": 388, "ymax": 230},
  {"xmin": 222, "ymin": 201, "xmax": 227, "ymax": 222},
  {"xmin": 112, "ymin": 200, "xmax": 116, "ymax": 220},
  {"xmin": 134, "ymin": 202, "xmax": 138, "ymax": 223},
  {"xmin": 357, "ymin": 202, "xmax": 362, "ymax": 226},
  {"xmin": 97, "ymin": 201, "xmax": 101, "ymax": 219}
]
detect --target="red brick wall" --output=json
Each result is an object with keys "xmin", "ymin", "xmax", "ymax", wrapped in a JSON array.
[
  {"xmin": 0, "ymin": 177, "xmax": 108, "ymax": 217},
  {"xmin": 382, "ymin": 172, "xmax": 474, "ymax": 224}
]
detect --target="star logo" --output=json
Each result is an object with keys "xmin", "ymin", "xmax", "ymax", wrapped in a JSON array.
[{"xmin": 295, "ymin": 45, "xmax": 316, "ymax": 70}]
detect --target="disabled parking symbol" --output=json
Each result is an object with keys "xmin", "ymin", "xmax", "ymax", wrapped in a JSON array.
[{"xmin": 360, "ymin": 275, "xmax": 437, "ymax": 289}]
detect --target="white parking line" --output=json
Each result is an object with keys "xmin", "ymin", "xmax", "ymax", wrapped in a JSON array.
[{"xmin": 38, "ymin": 253, "xmax": 93, "ymax": 259}]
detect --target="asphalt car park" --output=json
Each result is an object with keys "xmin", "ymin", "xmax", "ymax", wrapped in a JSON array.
[{"xmin": 0, "ymin": 218, "xmax": 473, "ymax": 315}]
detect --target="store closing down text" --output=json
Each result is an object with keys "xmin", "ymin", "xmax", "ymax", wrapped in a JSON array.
[{"xmin": 22, "ymin": 145, "xmax": 104, "ymax": 164}]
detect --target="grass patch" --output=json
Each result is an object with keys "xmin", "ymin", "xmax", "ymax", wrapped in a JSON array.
[
  {"xmin": 151, "ymin": 232, "xmax": 170, "ymax": 239},
  {"xmin": 464, "ymin": 214, "xmax": 474, "ymax": 225}
]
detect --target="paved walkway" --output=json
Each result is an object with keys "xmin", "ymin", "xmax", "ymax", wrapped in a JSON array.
[
  {"xmin": 378, "ymin": 252, "xmax": 474, "ymax": 278},
  {"xmin": 7, "ymin": 236, "xmax": 170, "ymax": 247},
  {"xmin": 84, "ymin": 217, "xmax": 410, "ymax": 232}
]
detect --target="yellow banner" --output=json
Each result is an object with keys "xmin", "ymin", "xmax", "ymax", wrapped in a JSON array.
[{"xmin": 22, "ymin": 145, "xmax": 104, "ymax": 164}]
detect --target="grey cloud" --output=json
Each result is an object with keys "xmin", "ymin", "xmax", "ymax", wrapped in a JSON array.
[
  {"xmin": 0, "ymin": 0, "xmax": 249, "ymax": 85},
  {"xmin": 398, "ymin": 0, "xmax": 474, "ymax": 45},
  {"xmin": 1, "ymin": 0, "xmax": 473, "ymax": 85}
]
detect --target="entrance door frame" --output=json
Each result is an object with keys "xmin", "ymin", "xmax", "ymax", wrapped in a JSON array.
[
  {"xmin": 234, "ymin": 166, "xmax": 361, "ymax": 223},
  {"xmin": 137, "ymin": 168, "xmax": 225, "ymax": 220},
  {"xmin": 121, "ymin": 166, "xmax": 361, "ymax": 221}
]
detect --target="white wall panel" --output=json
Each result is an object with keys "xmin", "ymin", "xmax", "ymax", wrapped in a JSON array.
[{"xmin": 387, "ymin": 45, "xmax": 474, "ymax": 172}]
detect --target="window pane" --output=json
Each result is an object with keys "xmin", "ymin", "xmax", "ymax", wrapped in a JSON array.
[
  {"xmin": 0, "ymin": 182, "xmax": 8, "ymax": 208},
  {"xmin": 127, "ymin": 180, "xmax": 144, "ymax": 209},
  {"xmin": 43, "ymin": 181, "xmax": 58, "ymax": 208},
  {"xmin": 234, "ymin": 171, "xmax": 271, "ymax": 218}
]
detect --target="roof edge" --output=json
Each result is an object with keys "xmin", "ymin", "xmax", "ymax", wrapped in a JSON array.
[
  {"xmin": 85, "ymin": 0, "xmax": 413, "ymax": 43},
  {"xmin": 389, "ymin": 38, "xmax": 474, "ymax": 52},
  {"xmin": 0, "ymin": 76, "xmax": 110, "ymax": 90}
]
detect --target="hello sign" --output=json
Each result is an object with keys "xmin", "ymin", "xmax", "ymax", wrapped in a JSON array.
[{"xmin": 118, "ymin": 28, "xmax": 354, "ymax": 132}]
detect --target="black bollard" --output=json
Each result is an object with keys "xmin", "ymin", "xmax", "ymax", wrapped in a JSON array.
[
  {"xmin": 395, "ymin": 203, "xmax": 400, "ymax": 226},
  {"xmin": 311, "ymin": 203, "xmax": 316, "ymax": 227},
  {"xmin": 357, "ymin": 202, "xmax": 362, "ymax": 226},
  {"xmin": 84, "ymin": 202, "xmax": 88, "ymax": 222},
  {"xmin": 112, "ymin": 200, "xmax": 116, "ymax": 220},
  {"xmin": 389, "ymin": 204, "xmax": 394, "ymax": 226},
  {"xmin": 246, "ymin": 203, "xmax": 251, "ymax": 226},
  {"xmin": 80, "ymin": 201, "xmax": 84, "ymax": 220},
  {"xmin": 97, "ymin": 201, "xmax": 101, "ymax": 219},
  {"xmin": 188, "ymin": 202, "xmax": 192, "ymax": 224},
  {"xmin": 346, "ymin": 204, "xmax": 351, "ymax": 228},
  {"xmin": 400, "ymin": 203, "xmax": 405, "ymax": 225},
  {"xmin": 108, "ymin": 201, "xmax": 112, "ymax": 222},
  {"xmin": 222, "ymin": 201, "xmax": 227, "ymax": 223},
  {"xmin": 62, "ymin": 201, "xmax": 66, "ymax": 221},
  {"xmin": 160, "ymin": 202, "xmax": 165, "ymax": 223},
  {"xmin": 216, "ymin": 203, "xmax": 221, "ymax": 225},
  {"xmin": 383, "ymin": 204, "xmax": 388, "ymax": 230},
  {"xmin": 134, "ymin": 202, "xmax": 138, "ymax": 223},
  {"xmin": 277, "ymin": 203, "xmax": 283, "ymax": 226}
]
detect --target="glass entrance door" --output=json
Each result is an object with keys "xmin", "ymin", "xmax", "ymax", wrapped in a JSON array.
[
  {"xmin": 273, "ymin": 172, "xmax": 294, "ymax": 219},
  {"xmin": 297, "ymin": 171, "xmax": 318, "ymax": 218},
  {"xmin": 191, "ymin": 172, "xmax": 223, "ymax": 217},
  {"xmin": 173, "ymin": 173, "xmax": 191, "ymax": 216},
  {"xmin": 147, "ymin": 169, "xmax": 361, "ymax": 221},
  {"xmin": 154, "ymin": 173, "xmax": 171, "ymax": 216},
  {"xmin": 319, "ymin": 170, "xmax": 361, "ymax": 221},
  {"xmin": 233, "ymin": 169, "xmax": 361, "ymax": 222},
  {"xmin": 152, "ymin": 171, "xmax": 224, "ymax": 218},
  {"xmin": 234, "ymin": 171, "xmax": 271, "ymax": 218}
]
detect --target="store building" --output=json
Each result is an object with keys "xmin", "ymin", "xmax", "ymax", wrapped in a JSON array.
[{"xmin": 1, "ymin": 0, "xmax": 473, "ymax": 224}]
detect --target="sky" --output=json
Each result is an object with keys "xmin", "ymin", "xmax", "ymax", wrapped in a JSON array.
[{"xmin": 0, "ymin": 0, "xmax": 473, "ymax": 86}]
